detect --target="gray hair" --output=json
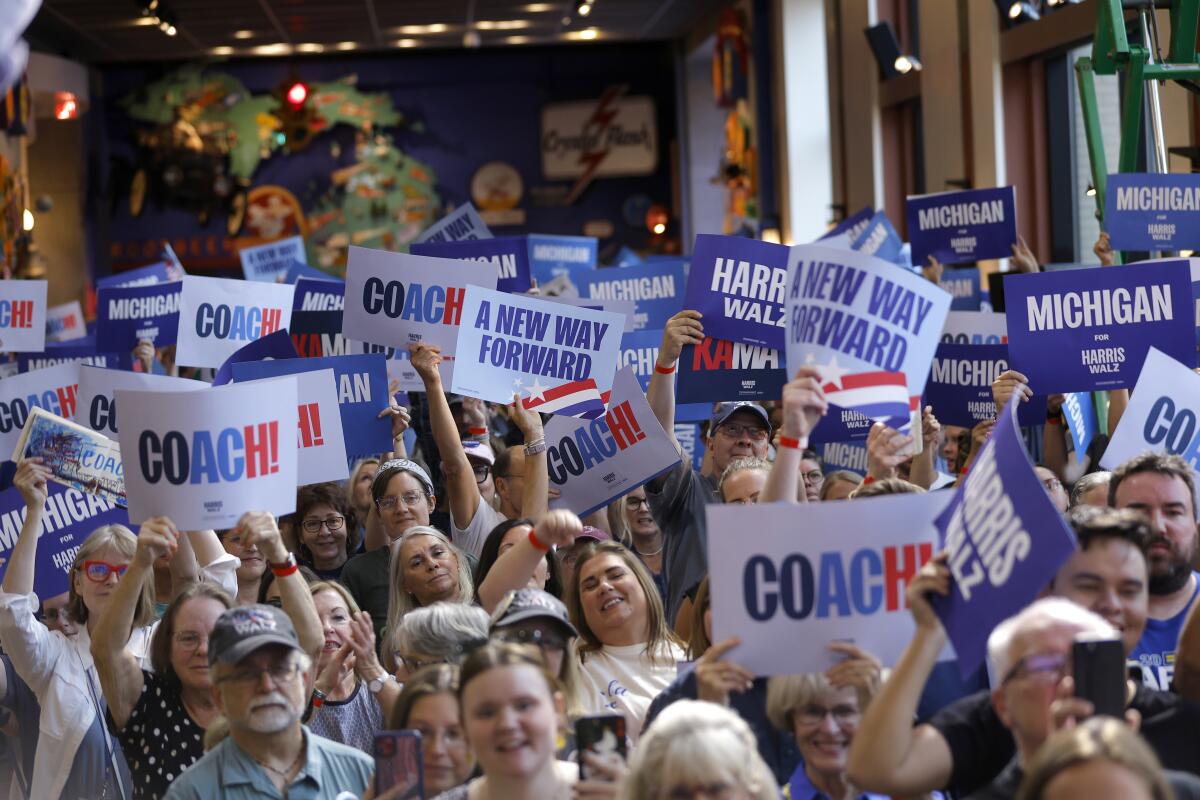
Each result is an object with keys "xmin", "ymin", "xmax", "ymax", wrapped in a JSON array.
[
  {"xmin": 1070, "ymin": 471, "xmax": 1112, "ymax": 508},
  {"xmin": 766, "ymin": 672, "xmax": 839, "ymax": 732},
  {"xmin": 393, "ymin": 603, "xmax": 489, "ymax": 662},
  {"xmin": 987, "ymin": 598, "xmax": 1116, "ymax": 681},
  {"xmin": 383, "ymin": 526, "xmax": 475, "ymax": 666}
]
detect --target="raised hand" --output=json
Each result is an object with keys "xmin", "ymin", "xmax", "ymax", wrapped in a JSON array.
[
  {"xmin": 658, "ymin": 310, "xmax": 704, "ymax": 366},
  {"xmin": 825, "ymin": 641, "xmax": 883, "ymax": 703},
  {"xmin": 991, "ymin": 369, "xmax": 1032, "ymax": 410},
  {"xmin": 780, "ymin": 367, "xmax": 828, "ymax": 441},
  {"xmin": 531, "ymin": 509, "xmax": 582, "ymax": 549},
  {"xmin": 234, "ymin": 511, "xmax": 288, "ymax": 565},
  {"xmin": 13, "ymin": 458, "xmax": 50, "ymax": 510},
  {"xmin": 1010, "ymin": 236, "xmax": 1039, "ymax": 273},
  {"xmin": 1094, "ymin": 231, "xmax": 1116, "ymax": 267},
  {"xmin": 866, "ymin": 422, "xmax": 913, "ymax": 480},
  {"xmin": 133, "ymin": 516, "xmax": 180, "ymax": 569},
  {"xmin": 695, "ymin": 637, "xmax": 755, "ymax": 706},
  {"xmin": 905, "ymin": 551, "xmax": 951, "ymax": 633},
  {"xmin": 408, "ymin": 343, "xmax": 443, "ymax": 385}
]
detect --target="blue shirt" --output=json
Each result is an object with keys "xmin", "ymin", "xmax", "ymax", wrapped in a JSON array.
[
  {"xmin": 787, "ymin": 762, "xmax": 890, "ymax": 800},
  {"xmin": 1132, "ymin": 571, "xmax": 1200, "ymax": 691},
  {"xmin": 164, "ymin": 729, "xmax": 373, "ymax": 800}
]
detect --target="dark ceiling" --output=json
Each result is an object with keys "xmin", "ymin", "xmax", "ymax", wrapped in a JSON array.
[{"xmin": 28, "ymin": 0, "xmax": 719, "ymax": 63}]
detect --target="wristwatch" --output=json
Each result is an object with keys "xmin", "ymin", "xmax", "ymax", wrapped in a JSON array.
[
  {"xmin": 524, "ymin": 438, "xmax": 547, "ymax": 456},
  {"xmin": 368, "ymin": 673, "xmax": 397, "ymax": 694}
]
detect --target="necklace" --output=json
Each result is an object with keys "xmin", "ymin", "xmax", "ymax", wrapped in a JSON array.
[
  {"xmin": 250, "ymin": 747, "xmax": 304, "ymax": 785},
  {"xmin": 635, "ymin": 541, "xmax": 664, "ymax": 557}
]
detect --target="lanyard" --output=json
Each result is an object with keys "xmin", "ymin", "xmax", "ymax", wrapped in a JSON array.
[{"xmin": 76, "ymin": 649, "xmax": 127, "ymax": 800}]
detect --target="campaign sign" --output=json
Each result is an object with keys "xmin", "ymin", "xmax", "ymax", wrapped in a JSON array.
[
  {"xmin": 96, "ymin": 262, "xmax": 171, "ymax": 290},
  {"xmin": 451, "ymin": 287, "xmax": 623, "ymax": 405},
  {"xmin": 940, "ymin": 311, "xmax": 1007, "ymax": 344},
  {"xmin": 674, "ymin": 423, "xmax": 705, "ymax": 471},
  {"xmin": 176, "ymin": 276, "xmax": 293, "ymax": 369},
  {"xmin": 1004, "ymin": 259, "xmax": 1192, "ymax": 392},
  {"xmin": 1062, "ymin": 392, "xmax": 1098, "ymax": 465},
  {"xmin": 283, "ymin": 261, "xmax": 335, "ymax": 284},
  {"xmin": 0, "ymin": 482, "xmax": 134, "ymax": 601},
  {"xmin": 708, "ymin": 493, "xmax": 949, "ymax": 677},
  {"xmin": 677, "ymin": 338, "xmax": 787, "ymax": 404},
  {"xmin": 343, "ymin": 246, "xmax": 498, "ymax": 386},
  {"xmin": 820, "ymin": 207, "xmax": 873, "ymax": 242},
  {"xmin": 851, "ymin": 211, "xmax": 904, "ymax": 266},
  {"xmin": 545, "ymin": 367, "xmax": 681, "ymax": 517},
  {"xmin": 925, "ymin": 344, "xmax": 1045, "ymax": 427},
  {"xmin": 292, "ymin": 277, "xmax": 345, "ymax": 312},
  {"xmin": 0, "ymin": 363, "xmax": 81, "ymax": 454},
  {"xmin": 212, "ymin": 330, "xmax": 299, "ymax": 387},
  {"xmin": 239, "ymin": 235, "xmax": 306, "ymax": 282},
  {"xmin": 290, "ymin": 311, "xmax": 355, "ymax": 358},
  {"xmin": 234, "ymin": 368, "xmax": 349, "ymax": 485},
  {"xmin": 414, "ymin": 202, "xmax": 493, "ymax": 244},
  {"xmin": 1105, "ymin": 173, "xmax": 1200, "ymax": 251},
  {"xmin": 231, "ymin": 353, "xmax": 392, "ymax": 460},
  {"xmin": 820, "ymin": 441, "xmax": 869, "ymax": 476},
  {"xmin": 906, "ymin": 186, "xmax": 1017, "ymax": 266},
  {"xmin": 46, "ymin": 301, "xmax": 86, "ymax": 343},
  {"xmin": 95, "ymin": 281, "xmax": 182, "ymax": 352},
  {"xmin": 16, "ymin": 341, "xmax": 128, "ymax": 374},
  {"xmin": 531, "ymin": 294, "xmax": 635, "ymax": 333},
  {"xmin": 615, "ymin": 246, "xmax": 643, "ymax": 267},
  {"xmin": 527, "ymin": 234, "xmax": 599, "ymax": 294},
  {"xmin": 583, "ymin": 261, "xmax": 685, "ymax": 332},
  {"xmin": 683, "ymin": 235, "xmax": 790, "ymax": 349},
  {"xmin": 1101, "ymin": 347, "xmax": 1200, "ymax": 476},
  {"xmin": 785, "ymin": 244, "xmax": 952, "ymax": 406},
  {"xmin": 618, "ymin": 330, "xmax": 710, "ymax": 421},
  {"xmin": 410, "ymin": 236, "xmax": 532, "ymax": 295},
  {"xmin": 0, "ymin": 280, "xmax": 47, "ymax": 353},
  {"xmin": 809, "ymin": 407, "xmax": 875, "ymax": 444},
  {"xmin": 939, "ymin": 268, "xmax": 983, "ymax": 311},
  {"xmin": 76, "ymin": 366, "xmax": 207, "ymax": 436},
  {"xmin": 931, "ymin": 399, "xmax": 1079, "ymax": 676},
  {"xmin": 116, "ymin": 378, "xmax": 299, "ymax": 529}
]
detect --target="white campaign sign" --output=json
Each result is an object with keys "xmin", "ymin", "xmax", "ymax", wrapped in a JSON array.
[
  {"xmin": 939, "ymin": 311, "xmax": 1008, "ymax": 345},
  {"xmin": 707, "ymin": 492, "xmax": 951, "ymax": 677},
  {"xmin": 116, "ymin": 378, "xmax": 299, "ymax": 528},
  {"xmin": 238, "ymin": 368, "xmax": 348, "ymax": 485},
  {"xmin": 175, "ymin": 276, "xmax": 294, "ymax": 368},
  {"xmin": 76, "ymin": 366, "xmax": 207, "ymax": 437},
  {"xmin": 239, "ymin": 236, "xmax": 306, "ymax": 282},
  {"xmin": 46, "ymin": 301, "xmax": 86, "ymax": 342},
  {"xmin": 0, "ymin": 363, "xmax": 81, "ymax": 453},
  {"xmin": 0, "ymin": 280, "xmax": 48, "ymax": 353},
  {"xmin": 544, "ymin": 367, "xmax": 681, "ymax": 516}
]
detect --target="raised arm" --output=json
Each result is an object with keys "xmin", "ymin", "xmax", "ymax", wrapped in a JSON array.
[
  {"xmin": 647, "ymin": 311, "xmax": 704, "ymax": 455},
  {"xmin": 93, "ymin": 517, "xmax": 179, "ymax": 730},
  {"xmin": 762, "ymin": 367, "xmax": 827, "ymax": 503},
  {"xmin": 1042, "ymin": 395, "xmax": 1068, "ymax": 480},
  {"xmin": 477, "ymin": 511, "xmax": 580, "ymax": 612},
  {"xmin": 1106, "ymin": 387, "xmax": 1128, "ymax": 439},
  {"xmin": 377, "ymin": 382, "xmax": 412, "ymax": 460},
  {"xmin": 864, "ymin": 422, "xmax": 913, "ymax": 483},
  {"xmin": 907, "ymin": 406, "xmax": 941, "ymax": 490},
  {"xmin": 238, "ymin": 512, "xmax": 323, "ymax": 660},
  {"xmin": 411, "ymin": 343, "xmax": 480, "ymax": 530},
  {"xmin": 1, "ymin": 460, "xmax": 50, "ymax": 597},
  {"xmin": 509, "ymin": 395, "xmax": 548, "ymax": 521},
  {"xmin": 846, "ymin": 553, "xmax": 955, "ymax": 794}
]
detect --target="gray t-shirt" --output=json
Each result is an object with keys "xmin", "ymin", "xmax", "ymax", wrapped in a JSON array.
[
  {"xmin": 307, "ymin": 681, "xmax": 383, "ymax": 755},
  {"xmin": 645, "ymin": 459, "xmax": 718, "ymax": 621},
  {"xmin": 451, "ymin": 500, "xmax": 507, "ymax": 560}
]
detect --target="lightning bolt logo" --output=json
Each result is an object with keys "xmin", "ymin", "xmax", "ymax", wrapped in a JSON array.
[{"xmin": 564, "ymin": 84, "xmax": 628, "ymax": 205}]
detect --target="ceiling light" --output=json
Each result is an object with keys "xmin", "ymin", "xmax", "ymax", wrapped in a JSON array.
[
  {"xmin": 395, "ymin": 39, "xmax": 419, "ymax": 48},
  {"xmin": 250, "ymin": 43, "xmax": 292, "ymax": 55},
  {"xmin": 577, "ymin": 1, "xmax": 593, "ymax": 17},
  {"xmin": 1086, "ymin": 183, "xmax": 1096, "ymax": 197},
  {"xmin": 296, "ymin": 42, "xmax": 324, "ymax": 52},
  {"xmin": 335, "ymin": 41, "xmax": 358, "ymax": 50},
  {"xmin": 165, "ymin": 25, "xmax": 177, "ymax": 36},
  {"xmin": 894, "ymin": 54, "xmax": 922, "ymax": 73},
  {"xmin": 475, "ymin": 20, "xmax": 531, "ymax": 30},
  {"xmin": 210, "ymin": 45, "xmax": 233, "ymax": 55},
  {"xmin": 567, "ymin": 27, "xmax": 598, "ymax": 40},
  {"xmin": 54, "ymin": 92, "xmax": 77, "ymax": 120},
  {"xmin": 233, "ymin": 30, "xmax": 255, "ymax": 39},
  {"xmin": 652, "ymin": 223, "xmax": 666, "ymax": 235},
  {"xmin": 506, "ymin": 35, "xmax": 531, "ymax": 44},
  {"xmin": 131, "ymin": 16, "xmax": 158, "ymax": 26},
  {"xmin": 394, "ymin": 23, "xmax": 450, "ymax": 34},
  {"xmin": 463, "ymin": 30, "xmax": 481, "ymax": 47},
  {"xmin": 523, "ymin": 3, "xmax": 557, "ymax": 11},
  {"xmin": 22, "ymin": 209, "xmax": 33, "ymax": 232},
  {"xmin": 148, "ymin": 0, "xmax": 159, "ymax": 9}
]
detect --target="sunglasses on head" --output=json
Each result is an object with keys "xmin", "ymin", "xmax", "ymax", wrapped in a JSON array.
[{"xmin": 80, "ymin": 561, "xmax": 128, "ymax": 583}]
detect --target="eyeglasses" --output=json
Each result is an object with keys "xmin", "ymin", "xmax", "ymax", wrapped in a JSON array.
[
  {"xmin": 716, "ymin": 423, "xmax": 769, "ymax": 442},
  {"xmin": 377, "ymin": 492, "xmax": 427, "ymax": 510},
  {"xmin": 42, "ymin": 607, "xmax": 71, "ymax": 623},
  {"xmin": 492, "ymin": 627, "xmax": 568, "ymax": 652},
  {"xmin": 802, "ymin": 470, "xmax": 824, "ymax": 484},
  {"xmin": 794, "ymin": 703, "xmax": 860, "ymax": 727},
  {"xmin": 301, "ymin": 515, "xmax": 345, "ymax": 533},
  {"xmin": 1002, "ymin": 652, "xmax": 1068, "ymax": 686},
  {"xmin": 217, "ymin": 662, "xmax": 302, "ymax": 688},
  {"xmin": 173, "ymin": 631, "xmax": 205, "ymax": 651},
  {"xmin": 666, "ymin": 782, "xmax": 742, "ymax": 800},
  {"xmin": 624, "ymin": 496, "xmax": 650, "ymax": 510},
  {"xmin": 80, "ymin": 561, "xmax": 129, "ymax": 583},
  {"xmin": 472, "ymin": 464, "xmax": 491, "ymax": 484}
]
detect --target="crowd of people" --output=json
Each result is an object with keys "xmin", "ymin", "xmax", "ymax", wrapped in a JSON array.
[{"xmin": 2, "ymin": 236, "xmax": 1200, "ymax": 799}]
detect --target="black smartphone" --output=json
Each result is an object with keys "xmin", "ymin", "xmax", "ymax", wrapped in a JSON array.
[
  {"xmin": 373, "ymin": 730, "xmax": 424, "ymax": 799},
  {"xmin": 576, "ymin": 714, "xmax": 626, "ymax": 781},
  {"xmin": 1073, "ymin": 636, "xmax": 1126, "ymax": 718}
]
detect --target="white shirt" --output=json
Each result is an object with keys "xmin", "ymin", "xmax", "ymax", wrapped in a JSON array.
[
  {"xmin": 576, "ymin": 641, "xmax": 685, "ymax": 745},
  {"xmin": 451, "ymin": 499, "xmax": 507, "ymax": 559}
]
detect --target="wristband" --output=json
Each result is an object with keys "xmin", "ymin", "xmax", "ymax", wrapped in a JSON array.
[
  {"xmin": 270, "ymin": 553, "xmax": 299, "ymax": 578},
  {"xmin": 1045, "ymin": 413, "xmax": 1062, "ymax": 425},
  {"xmin": 524, "ymin": 438, "xmax": 547, "ymax": 456},
  {"xmin": 468, "ymin": 426, "xmax": 488, "ymax": 436},
  {"xmin": 861, "ymin": 475, "xmax": 876, "ymax": 486},
  {"xmin": 528, "ymin": 529, "xmax": 551, "ymax": 552},
  {"xmin": 778, "ymin": 435, "xmax": 807, "ymax": 450},
  {"xmin": 654, "ymin": 362, "xmax": 676, "ymax": 374}
]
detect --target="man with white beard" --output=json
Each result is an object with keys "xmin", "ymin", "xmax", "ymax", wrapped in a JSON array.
[{"xmin": 165, "ymin": 605, "xmax": 372, "ymax": 799}]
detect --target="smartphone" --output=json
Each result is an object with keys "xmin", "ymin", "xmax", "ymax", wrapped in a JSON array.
[
  {"xmin": 373, "ymin": 730, "xmax": 424, "ymax": 798},
  {"xmin": 1072, "ymin": 636, "xmax": 1126, "ymax": 718},
  {"xmin": 576, "ymin": 714, "xmax": 626, "ymax": 781}
]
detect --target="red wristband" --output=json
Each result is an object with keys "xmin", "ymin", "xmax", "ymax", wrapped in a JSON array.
[
  {"xmin": 270, "ymin": 553, "xmax": 299, "ymax": 578},
  {"xmin": 468, "ymin": 426, "xmax": 488, "ymax": 436},
  {"xmin": 778, "ymin": 436, "xmax": 804, "ymax": 450},
  {"xmin": 654, "ymin": 363, "xmax": 676, "ymax": 374},
  {"xmin": 1045, "ymin": 416, "xmax": 1061, "ymax": 426},
  {"xmin": 861, "ymin": 475, "xmax": 876, "ymax": 486},
  {"xmin": 528, "ymin": 529, "xmax": 550, "ymax": 552}
]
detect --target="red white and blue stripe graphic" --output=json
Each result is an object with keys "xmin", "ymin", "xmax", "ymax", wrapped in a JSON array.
[
  {"xmin": 522, "ymin": 379, "xmax": 606, "ymax": 419},
  {"xmin": 822, "ymin": 371, "xmax": 911, "ymax": 426}
]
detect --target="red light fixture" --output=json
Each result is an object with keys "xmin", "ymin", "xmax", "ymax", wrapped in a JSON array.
[
  {"xmin": 285, "ymin": 81, "xmax": 308, "ymax": 108},
  {"xmin": 645, "ymin": 204, "xmax": 669, "ymax": 235},
  {"xmin": 54, "ymin": 91, "xmax": 78, "ymax": 120}
]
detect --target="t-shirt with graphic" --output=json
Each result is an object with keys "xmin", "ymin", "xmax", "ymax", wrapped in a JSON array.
[
  {"xmin": 1132, "ymin": 572, "xmax": 1200, "ymax": 691},
  {"xmin": 576, "ymin": 640, "xmax": 685, "ymax": 745}
]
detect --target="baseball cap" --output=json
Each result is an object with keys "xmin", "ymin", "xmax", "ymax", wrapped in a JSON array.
[
  {"xmin": 490, "ymin": 588, "xmax": 579, "ymax": 638},
  {"xmin": 372, "ymin": 458, "xmax": 435, "ymax": 503},
  {"xmin": 462, "ymin": 440, "xmax": 495, "ymax": 465},
  {"xmin": 576, "ymin": 525, "xmax": 611, "ymax": 544},
  {"xmin": 709, "ymin": 401, "xmax": 771, "ymax": 433},
  {"xmin": 208, "ymin": 605, "xmax": 302, "ymax": 666}
]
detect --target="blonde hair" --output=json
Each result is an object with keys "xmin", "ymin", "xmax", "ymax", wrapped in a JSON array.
[
  {"xmin": 383, "ymin": 527, "xmax": 473, "ymax": 664},
  {"xmin": 766, "ymin": 672, "xmax": 862, "ymax": 732},
  {"xmin": 309, "ymin": 580, "xmax": 361, "ymax": 615},
  {"xmin": 68, "ymin": 524, "xmax": 155, "ymax": 629},
  {"xmin": 621, "ymin": 700, "xmax": 778, "ymax": 800},
  {"xmin": 1017, "ymin": 717, "xmax": 1173, "ymax": 800},
  {"xmin": 819, "ymin": 470, "xmax": 863, "ymax": 500},
  {"xmin": 717, "ymin": 456, "xmax": 771, "ymax": 501},
  {"xmin": 347, "ymin": 458, "xmax": 380, "ymax": 511}
]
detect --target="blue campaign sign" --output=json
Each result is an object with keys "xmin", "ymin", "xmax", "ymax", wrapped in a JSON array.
[
  {"xmin": 97, "ymin": 262, "xmax": 172, "ymax": 290},
  {"xmin": 0, "ymin": 482, "xmax": 135, "ymax": 602},
  {"xmin": 906, "ymin": 187, "xmax": 1018, "ymax": 266},
  {"xmin": 683, "ymin": 234, "xmax": 790, "ymax": 349},
  {"xmin": 615, "ymin": 246, "xmax": 644, "ymax": 267},
  {"xmin": 289, "ymin": 311, "xmax": 355, "ymax": 358},
  {"xmin": 820, "ymin": 207, "xmax": 873, "ymax": 242},
  {"xmin": 618, "ymin": 329, "xmax": 709, "ymax": 420},
  {"xmin": 931, "ymin": 399, "xmax": 1079, "ymax": 677},
  {"xmin": 676, "ymin": 337, "xmax": 787, "ymax": 404},
  {"xmin": 284, "ymin": 260, "xmax": 337, "ymax": 284},
  {"xmin": 939, "ymin": 268, "xmax": 983, "ymax": 311},
  {"xmin": 851, "ymin": 211, "xmax": 904, "ymax": 266},
  {"xmin": 820, "ymin": 440, "xmax": 869, "ymax": 476},
  {"xmin": 1004, "ymin": 259, "xmax": 1193, "ymax": 393},
  {"xmin": 583, "ymin": 261, "xmax": 685, "ymax": 332},
  {"xmin": 17, "ymin": 340, "xmax": 130, "ymax": 373},
  {"xmin": 1062, "ymin": 392, "xmax": 1098, "ymax": 465},
  {"xmin": 527, "ymin": 234, "xmax": 599, "ymax": 292},
  {"xmin": 410, "ymin": 236, "xmax": 532, "ymax": 294},
  {"xmin": 924, "ymin": 343, "xmax": 1046, "ymax": 428},
  {"xmin": 239, "ymin": 236, "xmax": 307, "ymax": 282},
  {"xmin": 413, "ymin": 202, "xmax": 493, "ymax": 244},
  {"xmin": 212, "ymin": 330, "xmax": 299, "ymax": 387},
  {"xmin": 95, "ymin": 281, "xmax": 182, "ymax": 352},
  {"xmin": 674, "ymin": 423, "xmax": 705, "ymax": 471},
  {"xmin": 231, "ymin": 353, "xmax": 392, "ymax": 459},
  {"xmin": 292, "ymin": 277, "xmax": 345, "ymax": 312},
  {"xmin": 1105, "ymin": 173, "xmax": 1200, "ymax": 251},
  {"xmin": 809, "ymin": 406, "xmax": 874, "ymax": 444}
]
